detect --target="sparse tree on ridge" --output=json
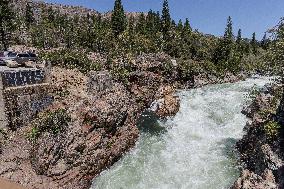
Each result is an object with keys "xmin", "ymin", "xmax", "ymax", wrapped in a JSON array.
[
  {"xmin": 224, "ymin": 16, "xmax": 234, "ymax": 41},
  {"xmin": 161, "ymin": 0, "xmax": 171, "ymax": 38},
  {"xmin": 251, "ymin": 32, "xmax": 257, "ymax": 54},
  {"xmin": 111, "ymin": 0, "xmax": 127, "ymax": 37},
  {"xmin": 236, "ymin": 29, "xmax": 242, "ymax": 44},
  {"xmin": 183, "ymin": 18, "xmax": 192, "ymax": 34}
]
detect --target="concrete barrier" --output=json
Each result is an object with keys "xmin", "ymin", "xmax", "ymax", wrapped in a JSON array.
[{"xmin": 0, "ymin": 66, "xmax": 53, "ymax": 130}]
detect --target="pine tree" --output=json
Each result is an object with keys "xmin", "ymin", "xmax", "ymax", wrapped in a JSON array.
[
  {"xmin": 136, "ymin": 13, "xmax": 146, "ymax": 35},
  {"xmin": 171, "ymin": 20, "xmax": 176, "ymax": 27},
  {"xmin": 236, "ymin": 29, "xmax": 242, "ymax": 44},
  {"xmin": 224, "ymin": 16, "xmax": 233, "ymax": 41},
  {"xmin": 0, "ymin": 0, "xmax": 15, "ymax": 50},
  {"xmin": 183, "ymin": 18, "xmax": 192, "ymax": 34},
  {"xmin": 177, "ymin": 19, "xmax": 183, "ymax": 32},
  {"xmin": 128, "ymin": 16, "xmax": 135, "ymax": 36},
  {"xmin": 251, "ymin": 32, "xmax": 257, "ymax": 54},
  {"xmin": 268, "ymin": 23, "xmax": 284, "ymax": 73},
  {"xmin": 25, "ymin": 2, "xmax": 34, "ymax": 28},
  {"xmin": 111, "ymin": 0, "xmax": 126, "ymax": 37},
  {"xmin": 161, "ymin": 0, "xmax": 171, "ymax": 38},
  {"xmin": 181, "ymin": 18, "xmax": 194, "ymax": 59},
  {"xmin": 155, "ymin": 11, "xmax": 161, "ymax": 32},
  {"xmin": 212, "ymin": 16, "xmax": 234, "ymax": 66},
  {"xmin": 261, "ymin": 33, "xmax": 269, "ymax": 50}
]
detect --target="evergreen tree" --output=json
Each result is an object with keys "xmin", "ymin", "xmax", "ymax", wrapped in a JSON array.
[
  {"xmin": 235, "ymin": 29, "xmax": 244, "ymax": 56},
  {"xmin": 180, "ymin": 18, "xmax": 195, "ymax": 59},
  {"xmin": 183, "ymin": 18, "xmax": 192, "ymax": 33},
  {"xmin": 25, "ymin": 2, "xmax": 34, "ymax": 28},
  {"xmin": 224, "ymin": 16, "xmax": 233, "ymax": 41},
  {"xmin": 161, "ymin": 0, "xmax": 171, "ymax": 38},
  {"xmin": 111, "ymin": 0, "xmax": 126, "ymax": 37},
  {"xmin": 146, "ymin": 10, "xmax": 160, "ymax": 39},
  {"xmin": 268, "ymin": 23, "xmax": 284, "ymax": 73},
  {"xmin": 171, "ymin": 20, "xmax": 176, "ymax": 27},
  {"xmin": 128, "ymin": 16, "xmax": 135, "ymax": 37},
  {"xmin": 0, "ymin": 0, "xmax": 15, "ymax": 50},
  {"xmin": 236, "ymin": 29, "xmax": 242, "ymax": 44},
  {"xmin": 261, "ymin": 33, "xmax": 269, "ymax": 50},
  {"xmin": 251, "ymin": 32, "xmax": 257, "ymax": 54},
  {"xmin": 212, "ymin": 16, "xmax": 234, "ymax": 66},
  {"xmin": 155, "ymin": 11, "xmax": 162, "ymax": 32},
  {"xmin": 136, "ymin": 13, "xmax": 146, "ymax": 35},
  {"xmin": 177, "ymin": 19, "xmax": 183, "ymax": 32}
]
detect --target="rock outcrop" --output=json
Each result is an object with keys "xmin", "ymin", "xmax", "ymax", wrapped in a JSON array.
[
  {"xmin": 231, "ymin": 82, "xmax": 284, "ymax": 189},
  {"xmin": 0, "ymin": 62, "xmax": 181, "ymax": 189}
]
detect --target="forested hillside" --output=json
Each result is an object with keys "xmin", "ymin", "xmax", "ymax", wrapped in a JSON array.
[{"xmin": 0, "ymin": 0, "xmax": 274, "ymax": 78}]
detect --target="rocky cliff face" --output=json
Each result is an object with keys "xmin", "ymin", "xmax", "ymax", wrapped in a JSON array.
[
  {"xmin": 0, "ymin": 53, "xmax": 181, "ymax": 189},
  {"xmin": 231, "ymin": 81, "xmax": 284, "ymax": 189}
]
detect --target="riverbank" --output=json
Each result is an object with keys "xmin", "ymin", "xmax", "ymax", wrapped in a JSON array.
[
  {"xmin": 0, "ymin": 52, "xmax": 251, "ymax": 189},
  {"xmin": 231, "ymin": 79, "xmax": 284, "ymax": 189}
]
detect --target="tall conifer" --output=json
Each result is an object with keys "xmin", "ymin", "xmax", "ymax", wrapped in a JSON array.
[
  {"xmin": 161, "ymin": 0, "xmax": 171, "ymax": 37},
  {"xmin": 236, "ymin": 29, "xmax": 242, "ymax": 44},
  {"xmin": 111, "ymin": 0, "xmax": 126, "ymax": 37},
  {"xmin": 251, "ymin": 32, "xmax": 257, "ymax": 54}
]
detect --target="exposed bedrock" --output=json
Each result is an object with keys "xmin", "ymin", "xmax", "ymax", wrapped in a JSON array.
[{"xmin": 232, "ymin": 82, "xmax": 284, "ymax": 189}]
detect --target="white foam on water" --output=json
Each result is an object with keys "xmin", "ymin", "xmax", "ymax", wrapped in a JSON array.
[{"xmin": 91, "ymin": 77, "xmax": 274, "ymax": 189}]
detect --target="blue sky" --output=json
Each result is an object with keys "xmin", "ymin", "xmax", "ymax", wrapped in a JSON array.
[{"xmin": 43, "ymin": 0, "xmax": 283, "ymax": 39}]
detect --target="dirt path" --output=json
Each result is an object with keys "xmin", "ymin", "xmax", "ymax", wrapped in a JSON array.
[{"xmin": 0, "ymin": 178, "xmax": 27, "ymax": 189}]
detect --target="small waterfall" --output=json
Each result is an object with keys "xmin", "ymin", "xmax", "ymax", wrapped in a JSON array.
[{"xmin": 91, "ymin": 77, "xmax": 274, "ymax": 189}]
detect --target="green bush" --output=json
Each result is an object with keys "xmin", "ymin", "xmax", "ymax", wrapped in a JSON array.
[
  {"xmin": 177, "ymin": 59, "xmax": 203, "ymax": 81},
  {"xmin": 264, "ymin": 121, "xmax": 281, "ymax": 138},
  {"xmin": 27, "ymin": 109, "xmax": 71, "ymax": 142},
  {"xmin": 39, "ymin": 49, "xmax": 101, "ymax": 73}
]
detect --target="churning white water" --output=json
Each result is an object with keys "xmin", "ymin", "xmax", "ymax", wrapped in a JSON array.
[{"xmin": 91, "ymin": 77, "xmax": 274, "ymax": 189}]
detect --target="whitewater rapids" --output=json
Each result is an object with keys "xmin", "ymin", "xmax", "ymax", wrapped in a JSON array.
[{"xmin": 91, "ymin": 77, "xmax": 274, "ymax": 189}]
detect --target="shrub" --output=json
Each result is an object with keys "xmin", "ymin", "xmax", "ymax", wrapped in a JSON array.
[
  {"xmin": 177, "ymin": 59, "xmax": 203, "ymax": 81},
  {"xmin": 39, "ymin": 49, "xmax": 101, "ymax": 73},
  {"xmin": 264, "ymin": 121, "xmax": 281, "ymax": 138},
  {"xmin": 27, "ymin": 109, "xmax": 71, "ymax": 142}
]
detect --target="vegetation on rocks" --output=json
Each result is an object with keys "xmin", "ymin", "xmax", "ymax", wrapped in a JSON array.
[
  {"xmin": 264, "ymin": 121, "xmax": 281, "ymax": 139},
  {"xmin": 27, "ymin": 108, "xmax": 71, "ymax": 142},
  {"xmin": 40, "ymin": 49, "xmax": 101, "ymax": 73},
  {"xmin": 233, "ymin": 83, "xmax": 284, "ymax": 188}
]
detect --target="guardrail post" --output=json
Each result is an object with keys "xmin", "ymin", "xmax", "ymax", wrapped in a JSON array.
[{"xmin": 0, "ymin": 73, "xmax": 8, "ymax": 130}]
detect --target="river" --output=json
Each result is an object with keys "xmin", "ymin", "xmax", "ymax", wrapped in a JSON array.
[{"xmin": 91, "ymin": 77, "xmax": 274, "ymax": 189}]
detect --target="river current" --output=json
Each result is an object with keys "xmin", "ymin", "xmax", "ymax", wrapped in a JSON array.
[{"xmin": 91, "ymin": 77, "xmax": 274, "ymax": 189}]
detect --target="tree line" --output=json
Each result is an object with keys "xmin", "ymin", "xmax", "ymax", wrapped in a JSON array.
[{"xmin": 0, "ymin": 0, "xmax": 271, "ymax": 74}]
